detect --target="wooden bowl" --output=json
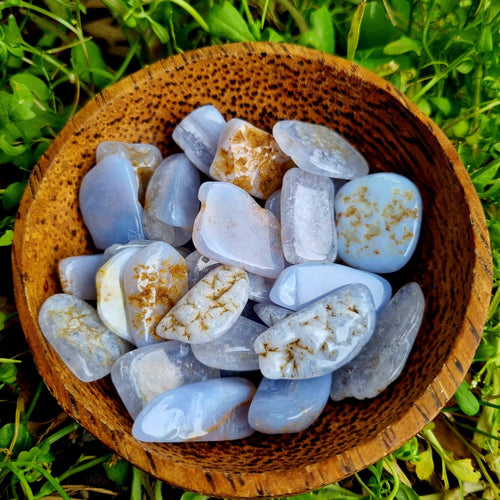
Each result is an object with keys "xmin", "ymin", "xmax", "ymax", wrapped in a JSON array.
[{"xmin": 12, "ymin": 42, "xmax": 492, "ymax": 498}]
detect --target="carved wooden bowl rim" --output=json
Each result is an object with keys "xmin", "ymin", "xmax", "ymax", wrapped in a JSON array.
[{"xmin": 12, "ymin": 42, "xmax": 493, "ymax": 499}]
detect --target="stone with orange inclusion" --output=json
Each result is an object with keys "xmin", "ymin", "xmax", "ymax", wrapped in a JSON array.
[
  {"xmin": 254, "ymin": 283, "xmax": 376, "ymax": 380},
  {"xmin": 156, "ymin": 264, "xmax": 250, "ymax": 344},
  {"xmin": 38, "ymin": 293, "xmax": 132, "ymax": 382},
  {"xmin": 123, "ymin": 241, "xmax": 188, "ymax": 347},
  {"xmin": 335, "ymin": 172, "xmax": 422, "ymax": 273},
  {"xmin": 209, "ymin": 118, "xmax": 295, "ymax": 200}
]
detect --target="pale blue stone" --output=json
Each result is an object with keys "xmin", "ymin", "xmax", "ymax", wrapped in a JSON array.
[
  {"xmin": 269, "ymin": 263, "xmax": 392, "ymax": 313},
  {"xmin": 191, "ymin": 316, "xmax": 266, "ymax": 371},
  {"xmin": 335, "ymin": 172, "xmax": 422, "ymax": 273},
  {"xmin": 142, "ymin": 210, "xmax": 192, "ymax": 246},
  {"xmin": 273, "ymin": 120, "xmax": 369, "ymax": 179},
  {"xmin": 172, "ymin": 105, "xmax": 226, "ymax": 175},
  {"xmin": 79, "ymin": 154, "xmax": 144, "ymax": 249},
  {"xmin": 248, "ymin": 373, "xmax": 332, "ymax": 433},
  {"xmin": 38, "ymin": 293, "xmax": 131, "ymax": 382},
  {"xmin": 144, "ymin": 154, "xmax": 200, "ymax": 231},
  {"xmin": 184, "ymin": 250, "xmax": 220, "ymax": 288},
  {"xmin": 111, "ymin": 341, "xmax": 220, "ymax": 419},
  {"xmin": 254, "ymin": 284, "xmax": 376, "ymax": 379},
  {"xmin": 101, "ymin": 240, "xmax": 151, "ymax": 265},
  {"xmin": 95, "ymin": 141, "xmax": 162, "ymax": 203},
  {"xmin": 192, "ymin": 182, "xmax": 285, "ymax": 279},
  {"xmin": 58, "ymin": 254, "xmax": 103, "ymax": 300},
  {"xmin": 132, "ymin": 377, "xmax": 256, "ymax": 442},
  {"xmin": 247, "ymin": 272, "xmax": 275, "ymax": 302},
  {"xmin": 253, "ymin": 302, "xmax": 293, "ymax": 326},
  {"xmin": 123, "ymin": 241, "xmax": 188, "ymax": 347},
  {"xmin": 280, "ymin": 168, "xmax": 337, "ymax": 264},
  {"xmin": 330, "ymin": 282, "xmax": 425, "ymax": 400},
  {"xmin": 264, "ymin": 189, "xmax": 281, "ymax": 221}
]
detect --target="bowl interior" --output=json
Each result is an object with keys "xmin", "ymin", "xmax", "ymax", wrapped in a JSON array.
[{"xmin": 12, "ymin": 42, "xmax": 492, "ymax": 498}]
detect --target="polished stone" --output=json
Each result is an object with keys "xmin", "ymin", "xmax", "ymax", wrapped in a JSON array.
[
  {"xmin": 280, "ymin": 168, "xmax": 337, "ymax": 264},
  {"xmin": 58, "ymin": 254, "xmax": 103, "ymax": 300},
  {"xmin": 184, "ymin": 250, "xmax": 220, "ymax": 288},
  {"xmin": 335, "ymin": 172, "xmax": 422, "ymax": 273},
  {"xmin": 330, "ymin": 282, "xmax": 425, "ymax": 400},
  {"xmin": 209, "ymin": 118, "xmax": 294, "ymax": 199},
  {"xmin": 191, "ymin": 316, "xmax": 266, "ymax": 371},
  {"xmin": 95, "ymin": 141, "xmax": 162, "ymax": 203},
  {"xmin": 144, "ymin": 153, "xmax": 200, "ymax": 231},
  {"xmin": 172, "ymin": 104, "xmax": 226, "ymax": 175},
  {"xmin": 254, "ymin": 284, "xmax": 376, "ymax": 379},
  {"xmin": 253, "ymin": 302, "xmax": 294, "ymax": 326},
  {"xmin": 156, "ymin": 265, "xmax": 249, "ymax": 344},
  {"xmin": 269, "ymin": 262, "xmax": 392, "ymax": 313},
  {"xmin": 248, "ymin": 373, "xmax": 332, "ymax": 433},
  {"xmin": 192, "ymin": 182, "xmax": 285, "ymax": 279},
  {"xmin": 273, "ymin": 120, "xmax": 369, "ymax": 179},
  {"xmin": 132, "ymin": 377, "xmax": 256, "ymax": 442},
  {"xmin": 79, "ymin": 154, "xmax": 144, "ymax": 249},
  {"xmin": 96, "ymin": 246, "xmax": 142, "ymax": 342},
  {"xmin": 38, "ymin": 293, "xmax": 131, "ymax": 382},
  {"xmin": 111, "ymin": 341, "xmax": 220, "ymax": 419},
  {"xmin": 123, "ymin": 241, "xmax": 188, "ymax": 347},
  {"xmin": 265, "ymin": 189, "xmax": 281, "ymax": 221}
]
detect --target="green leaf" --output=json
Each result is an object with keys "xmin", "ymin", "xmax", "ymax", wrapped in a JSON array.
[
  {"xmin": 262, "ymin": 28, "xmax": 286, "ymax": 43},
  {"xmin": 0, "ymin": 360, "xmax": 17, "ymax": 387},
  {"xmin": 0, "ymin": 133, "xmax": 27, "ymax": 156},
  {"xmin": 477, "ymin": 25, "xmax": 493, "ymax": 53},
  {"xmin": 383, "ymin": 36, "xmax": 422, "ymax": 56},
  {"xmin": 180, "ymin": 493, "xmax": 210, "ymax": 500},
  {"xmin": 71, "ymin": 40, "xmax": 113, "ymax": 90},
  {"xmin": 2, "ymin": 181, "xmax": 25, "ymax": 210},
  {"xmin": 103, "ymin": 455, "xmax": 132, "ymax": 487},
  {"xmin": 205, "ymin": 2, "xmax": 256, "ymax": 42},
  {"xmin": 9, "ymin": 81, "xmax": 36, "ymax": 121},
  {"xmin": 0, "ymin": 229, "xmax": 13, "ymax": 246},
  {"xmin": 299, "ymin": 6, "xmax": 335, "ymax": 54},
  {"xmin": 10, "ymin": 73, "xmax": 51, "ymax": 104},
  {"xmin": 347, "ymin": 0, "xmax": 366, "ymax": 61},
  {"xmin": 0, "ymin": 423, "xmax": 33, "ymax": 458},
  {"xmin": 415, "ymin": 446, "xmax": 434, "ymax": 480},
  {"xmin": 454, "ymin": 381, "xmax": 480, "ymax": 416},
  {"xmin": 395, "ymin": 484, "xmax": 420, "ymax": 500},
  {"xmin": 447, "ymin": 458, "xmax": 481, "ymax": 483},
  {"xmin": 429, "ymin": 97, "xmax": 452, "ymax": 116}
]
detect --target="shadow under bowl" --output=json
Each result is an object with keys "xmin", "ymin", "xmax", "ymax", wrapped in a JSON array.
[{"xmin": 12, "ymin": 42, "xmax": 492, "ymax": 499}]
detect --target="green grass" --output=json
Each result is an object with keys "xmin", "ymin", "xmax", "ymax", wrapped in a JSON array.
[{"xmin": 0, "ymin": 0, "xmax": 499, "ymax": 498}]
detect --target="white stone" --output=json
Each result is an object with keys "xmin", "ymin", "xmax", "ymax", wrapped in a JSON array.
[
  {"xmin": 96, "ymin": 246, "xmax": 142, "ymax": 342},
  {"xmin": 253, "ymin": 302, "xmax": 294, "ymax": 327},
  {"xmin": 156, "ymin": 265, "xmax": 250, "ymax": 344},
  {"xmin": 254, "ymin": 284, "xmax": 376, "ymax": 379}
]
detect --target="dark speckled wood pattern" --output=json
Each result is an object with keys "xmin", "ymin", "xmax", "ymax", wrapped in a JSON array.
[{"xmin": 12, "ymin": 43, "xmax": 492, "ymax": 499}]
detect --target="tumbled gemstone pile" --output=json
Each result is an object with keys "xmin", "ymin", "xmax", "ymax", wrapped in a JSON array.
[{"xmin": 38, "ymin": 105, "xmax": 425, "ymax": 442}]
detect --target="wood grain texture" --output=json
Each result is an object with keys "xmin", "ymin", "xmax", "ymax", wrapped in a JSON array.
[{"xmin": 12, "ymin": 42, "xmax": 492, "ymax": 498}]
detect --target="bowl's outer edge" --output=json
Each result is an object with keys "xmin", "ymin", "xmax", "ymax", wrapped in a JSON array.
[{"xmin": 11, "ymin": 42, "xmax": 493, "ymax": 499}]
